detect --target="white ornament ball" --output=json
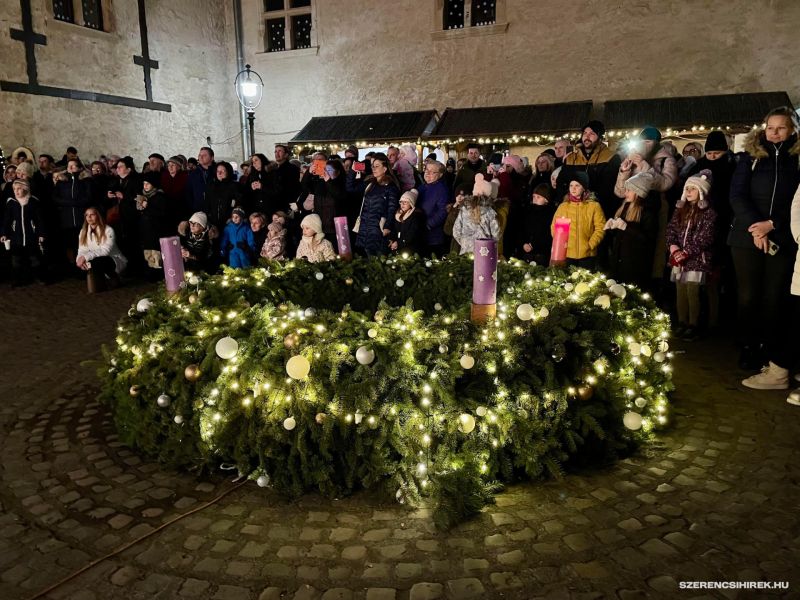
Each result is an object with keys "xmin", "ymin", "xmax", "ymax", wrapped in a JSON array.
[
  {"xmin": 438, "ymin": 345, "xmax": 448, "ymax": 354},
  {"xmin": 367, "ymin": 328, "xmax": 378, "ymax": 339},
  {"xmin": 539, "ymin": 307, "xmax": 550, "ymax": 319},
  {"xmin": 286, "ymin": 355, "xmax": 311, "ymax": 380},
  {"xmin": 594, "ymin": 295, "xmax": 611, "ymax": 310},
  {"xmin": 434, "ymin": 303, "xmax": 442, "ymax": 311},
  {"xmin": 136, "ymin": 298, "xmax": 153, "ymax": 312},
  {"xmin": 606, "ymin": 279, "xmax": 617, "ymax": 288},
  {"xmin": 658, "ymin": 340, "xmax": 669, "ymax": 353},
  {"xmin": 283, "ymin": 416, "xmax": 297, "ymax": 431},
  {"xmin": 396, "ymin": 278, "xmax": 404, "ymax": 287},
  {"xmin": 362, "ymin": 286, "xmax": 370, "ymax": 293},
  {"xmin": 610, "ymin": 283, "xmax": 627, "ymax": 299},
  {"xmin": 460, "ymin": 355, "xmax": 475, "ymax": 369},
  {"xmin": 564, "ymin": 282, "xmax": 574, "ymax": 292},
  {"xmin": 575, "ymin": 282, "xmax": 591, "ymax": 295},
  {"xmin": 458, "ymin": 413, "xmax": 476, "ymax": 434},
  {"xmin": 354, "ymin": 411, "xmax": 364, "ymax": 425},
  {"xmin": 256, "ymin": 474, "xmax": 270, "ymax": 488},
  {"xmin": 157, "ymin": 394, "xmax": 171, "ymax": 408},
  {"xmin": 304, "ymin": 307, "xmax": 316, "ymax": 317},
  {"xmin": 654, "ymin": 352, "xmax": 666, "ymax": 363},
  {"xmin": 476, "ymin": 406, "xmax": 487, "ymax": 417},
  {"xmin": 640, "ymin": 344, "xmax": 652, "ymax": 357},
  {"xmin": 315, "ymin": 272, "xmax": 324, "ymax": 280},
  {"xmin": 623, "ymin": 411, "xmax": 643, "ymax": 431},
  {"xmin": 355, "ymin": 346, "xmax": 375, "ymax": 365},
  {"xmin": 396, "ymin": 487, "xmax": 406, "ymax": 504},
  {"xmin": 516, "ymin": 303, "xmax": 535, "ymax": 321},
  {"xmin": 425, "ymin": 260, "xmax": 432, "ymax": 267},
  {"xmin": 173, "ymin": 415, "xmax": 183, "ymax": 424},
  {"xmin": 628, "ymin": 342, "xmax": 642, "ymax": 357},
  {"xmin": 188, "ymin": 275, "xmax": 200, "ymax": 286},
  {"xmin": 634, "ymin": 397, "xmax": 647, "ymax": 409},
  {"xmin": 215, "ymin": 336, "xmax": 239, "ymax": 360}
]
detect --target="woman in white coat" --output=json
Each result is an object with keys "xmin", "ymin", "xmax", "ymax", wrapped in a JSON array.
[
  {"xmin": 786, "ymin": 185, "xmax": 800, "ymax": 405},
  {"xmin": 76, "ymin": 206, "xmax": 127, "ymax": 292}
]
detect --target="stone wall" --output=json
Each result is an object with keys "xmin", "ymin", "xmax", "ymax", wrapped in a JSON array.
[
  {"xmin": 241, "ymin": 0, "xmax": 800, "ymax": 155},
  {"xmin": 0, "ymin": 0, "xmax": 241, "ymax": 164}
]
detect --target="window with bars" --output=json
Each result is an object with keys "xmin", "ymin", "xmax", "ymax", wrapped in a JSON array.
[
  {"xmin": 442, "ymin": 0, "xmax": 497, "ymax": 30},
  {"xmin": 264, "ymin": 0, "xmax": 314, "ymax": 53},
  {"xmin": 52, "ymin": 0, "xmax": 106, "ymax": 31}
]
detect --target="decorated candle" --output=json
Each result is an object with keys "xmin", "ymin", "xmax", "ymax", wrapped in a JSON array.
[
  {"xmin": 550, "ymin": 217, "xmax": 571, "ymax": 265},
  {"xmin": 473, "ymin": 238, "xmax": 498, "ymax": 305},
  {"xmin": 334, "ymin": 216, "xmax": 352, "ymax": 260},
  {"xmin": 160, "ymin": 236, "xmax": 185, "ymax": 294}
]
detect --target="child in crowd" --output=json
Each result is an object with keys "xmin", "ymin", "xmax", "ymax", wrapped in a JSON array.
[
  {"xmin": 517, "ymin": 184, "xmax": 555, "ymax": 265},
  {"xmin": 179, "ymin": 211, "xmax": 216, "ymax": 272},
  {"xmin": 296, "ymin": 213, "xmax": 335, "ymax": 263},
  {"xmin": 221, "ymin": 207, "xmax": 255, "ymax": 268},
  {"xmin": 76, "ymin": 207, "xmax": 127, "ymax": 292},
  {"xmin": 606, "ymin": 172, "xmax": 659, "ymax": 290},
  {"xmin": 1, "ymin": 179, "xmax": 47, "ymax": 286},
  {"xmin": 452, "ymin": 174, "xmax": 500, "ymax": 255},
  {"xmin": 550, "ymin": 172, "xmax": 606, "ymax": 269},
  {"xmin": 666, "ymin": 170, "xmax": 717, "ymax": 341},
  {"xmin": 261, "ymin": 211, "xmax": 288, "ymax": 260},
  {"xmin": 249, "ymin": 212, "xmax": 267, "ymax": 261},
  {"xmin": 389, "ymin": 189, "xmax": 426, "ymax": 254}
]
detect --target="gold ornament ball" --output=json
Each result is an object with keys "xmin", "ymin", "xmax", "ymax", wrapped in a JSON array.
[
  {"xmin": 278, "ymin": 303, "xmax": 288, "ymax": 311},
  {"xmin": 374, "ymin": 310, "xmax": 385, "ymax": 323},
  {"xmin": 577, "ymin": 386, "xmax": 594, "ymax": 401},
  {"xmin": 129, "ymin": 385, "xmax": 141, "ymax": 396},
  {"xmin": 188, "ymin": 294, "xmax": 198, "ymax": 304},
  {"xmin": 184, "ymin": 364, "xmax": 201, "ymax": 382},
  {"xmin": 283, "ymin": 333, "xmax": 300, "ymax": 349},
  {"xmin": 345, "ymin": 277, "xmax": 353, "ymax": 285},
  {"xmin": 315, "ymin": 412, "xmax": 326, "ymax": 424}
]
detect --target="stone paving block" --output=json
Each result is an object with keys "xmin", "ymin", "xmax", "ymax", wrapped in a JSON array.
[
  {"xmin": 214, "ymin": 584, "xmax": 253, "ymax": 600},
  {"xmin": 446, "ymin": 577, "xmax": 484, "ymax": 599},
  {"xmin": 647, "ymin": 575, "xmax": 678, "ymax": 593},
  {"xmin": 395, "ymin": 562, "xmax": 423, "ymax": 579},
  {"xmin": 328, "ymin": 566, "xmax": 352, "ymax": 579},
  {"xmin": 180, "ymin": 578, "xmax": 211, "ymax": 596},
  {"xmin": 292, "ymin": 586, "xmax": 319, "ymax": 600},
  {"xmin": 193, "ymin": 557, "xmax": 224, "ymax": 574},
  {"xmin": 226, "ymin": 561, "xmax": 253, "ymax": 577},
  {"xmin": 329, "ymin": 527, "xmax": 357, "ymax": 542},
  {"xmin": 379, "ymin": 544, "xmax": 406, "ymax": 559},
  {"xmin": 258, "ymin": 588, "xmax": 283, "ymax": 600},
  {"xmin": 409, "ymin": 582, "xmax": 443, "ymax": 600},
  {"xmin": 341, "ymin": 545, "xmax": 367, "ymax": 561},
  {"xmin": 320, "ymin": 590, "xmax": 353, "ymax": 600},
  {"xmin": 109, "ymin": 565, "xmax": 139, "ymax": 586},
  {"xmin": 497, "ymin": 549, "xmax": 525, "ymax": 566},
  {"xmin": 563, "ymin": 532, "xmax": 593, "ymax": 552},
  {"xmin": 366, "ymin": 588, "xmax": 396, "ymax": 600},
  {"xmin": 490, "ymin": 571, "xmax": 524, "ymax": 590},
  {"xmin": 239, "ymin": 541, "xmax": 269, "ymax": 558},
  {"xmin": 484, "ymin": 534, "xmax": 506, "ymax": 547},
  {"xmin": 309, "ymin": 544, "xmax": 337, "ymax": 559},
  {"xmin": 640, "ymin": 538, "xmax": 679, "ymax": 557},
  {"xmin": 362, "ymin": 563, "xmax": 391, "ymax": 579},
  {"xmin": 363, "ymin": 528, "xmax": 391, "ymax": 542},
  {"xmin": 277, "ymin": 545, "xmax": 300, "ymax": 558},
  {"xmin": 463, "ymin": 558, "xmax": 489, "ymax": 572},
  {"xmin": 415, "ymin": 539, "xmax": 439, "ymax": 552}
]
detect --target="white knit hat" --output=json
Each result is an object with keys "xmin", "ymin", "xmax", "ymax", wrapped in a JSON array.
[
  {"xmin": 472, "ymin": 173, "xmax": 499, "ymax": 199},
  {"xmin": 679, "ymin": 169, "xmax": 713, "ymax": 209},
  {"xmin": 399, "ymin": 188, "xmax": 418, "ymax": 208},
  {"xmin": 189, "ymin": 212, "xmax": 208, "ymax": 228},
  {"xmin": 300, "ymin": 213, "xmax": 325, "ymax": 242}
]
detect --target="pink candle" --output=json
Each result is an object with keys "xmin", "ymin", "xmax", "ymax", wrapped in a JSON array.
[
  {"xmin": 334, "ymin": 216, "xmax": 352, "ymax": 260},
  {"xmin": 160, "ymin": 236, "xmax": 185, "ymax": 294},
  {"xmin": 472, "ymin": 238, "xmax": 498, "ymax": 305},
  {"xmin": 550, "ymin": 217, "xmax": 571, "ymax": 265}
]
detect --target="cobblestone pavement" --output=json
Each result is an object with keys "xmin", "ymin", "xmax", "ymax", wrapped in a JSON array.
[{"xmin": 0, "ymin": 280, "xmax": 798, "ymax": 600}]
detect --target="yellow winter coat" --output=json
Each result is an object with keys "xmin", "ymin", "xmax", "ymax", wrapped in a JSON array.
[{"xmin": 551, "ymin": 196, "xmax": 606, "ymax": 259}]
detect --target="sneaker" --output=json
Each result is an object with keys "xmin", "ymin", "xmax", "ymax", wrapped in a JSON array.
[
  {"xmin": 742, "ymin": 362, "xmax": 789, "ymax": 390},
  {"xmin": 682, "ymin": 327, "xmax": 700, "ymax": 342},
  {"xmin": 787, "ymin": 389, "xmax": 800, "ymax": 406},
  {"xmin": 673, "ymin": 324, "xmax": 687, "ymax": 338}
]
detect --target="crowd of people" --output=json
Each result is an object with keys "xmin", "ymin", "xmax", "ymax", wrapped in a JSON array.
[{"xmin": 2, "ymin": 106, "xmax": 800, "ymax": 404}]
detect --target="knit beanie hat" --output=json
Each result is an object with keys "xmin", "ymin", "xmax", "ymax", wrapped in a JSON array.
[
  {"xmin": 400, "ymin": 188, "xmax": 418, "ymax": 208},
  {"xmin": 582, "ymin": 120, "xmax": 606, "ymax": 139},
  {"xmin": 502, "ymin": 154, "xmax": 524, "ymax": 174},
  {"xmin": 639, "ymin": 126, "xmax": 662, "ymax": 142},
  {"xmin": 142, "ymin": 171, "xmax": 161, "ymax": 188},
  {"xmin": 679, "ymin": 169, "xmax": 713, "ymax": 209},
  {"xmin": 472, "ymin": 173, "xmax": 500, "ymax": 199},
  {"xmin": 532, "ymin": 183, "xmax": 552, "ymax": 203},
  {"xmin": 300, "ymin": 213, "xmax": 324, "ymax": 242},
  {"xmin": 273, "ymin": 210, "xmax": 287, "ymax": 226},
  {"xmin": 568, "ymin": 170, "xmax": 590, "ymax": 191},
  {"xmin": 148, "ymin": 153, "xmax": 165, "ymax": 162},
  {"xmin": 400, "ymin": 144, "xmax": 417, "ymax": 165},
  {"xmin": 167, "ymin": 155, "xmax": 185, "ymax": 169},
  {"xmin": 543, "ymin": 148, "xmax": 557, "ymax": 158},
  {"xmin": 189, "ymin": 211, "xmax": 208, "ymax": 229},
  {"xmin": 704, "ymin": 131, "xmax": 728, "ymax": 152},
  {"xmin": 624, "ymin": 172, "xmax": 654, "ymax": 199},
  {"xmin": 232, "ymin": 206, "xmax": 247, "ymax": 218}
]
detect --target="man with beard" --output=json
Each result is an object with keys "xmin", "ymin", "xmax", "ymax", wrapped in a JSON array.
[
  {"xmin": 558, "ymin": 121, "xmax": 621, "ymax": 219},
  {"xmin": 264, "ymin": 144, "xmax": 301, "ymax": 217},
  {"xmin": 187, "ymin": 146, "xmax": 216, "ymax": 214},
  {"xmin": 453, "ymin": 143, "xmax": 486, "ymax": 192}
]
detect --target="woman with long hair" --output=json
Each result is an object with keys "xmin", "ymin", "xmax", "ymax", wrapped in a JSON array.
[
  {"xmin": 76, "ymin": 206, "xmax": 127, "ymax": 291},
  {"xmin": 242, "ymin": 153, "xmax": 270, "ymax": 215},
  {"xmin": 203, "ymin": 161, "xmax": 241, "ymax": 230},
  {"xmin": 346, "ymin": 152, "xmax": 401, "ymax": 257}
]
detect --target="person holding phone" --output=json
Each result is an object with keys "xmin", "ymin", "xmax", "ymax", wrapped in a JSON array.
[
  {"xmin": 729, "ymin": 107, "xmax": 800, "ymax": 384},
  {"xmin": 346, "ymin": 153, "xmax": 400, "ymax": 257}
]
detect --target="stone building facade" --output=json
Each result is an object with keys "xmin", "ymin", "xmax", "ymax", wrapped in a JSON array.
[{"xmin": 1, "ymin": 0, "xmax": 798, "ymax": 164}]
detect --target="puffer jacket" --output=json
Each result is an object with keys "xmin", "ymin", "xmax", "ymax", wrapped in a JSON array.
[
  {"xmin": 347, "ymin": 174, "xmax": 400, "ymax": 255},
  {"xmin": 790, "ymin": 185, "xmax": 800, "ymax": 296},
  {"xmin": 452, "ymin": 200, "xmax": 500, "ymax": 255},
  {"xmin": 53, "ymin": 171, "xmax": 93, "ymax": 229},
  {"xmin": 615, "ymin": 144, "xmax": 678, "ymax": 198},
  {"xmin": 551, "ymin": 195, "xmax": 606, "ymax": 259},
  {"xmin": 666, "ymin": 206, "xmax": 717, "ymax": 274},
  {"xmin": 728, "ymin": 131, "xmax": 800, "ymax": 252},
  {"xmin": 2, "ymin": 195, "xmax": 45, "ymax": 248},
  {"xmin": 221, "ymin": 220, "xmax": 255, "ymax": 268}
]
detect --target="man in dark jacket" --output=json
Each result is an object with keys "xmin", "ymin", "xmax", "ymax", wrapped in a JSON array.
[
  {"xmin": 53, "ymin": 159, "xmax": 93, "ymax": 265},
  {"xmin": 453, "ymin": 143, "xmax": 486, "ymax": 192},
  {"xmin": 187, "ymin": 147, "xmax": 216, "ymax": 214},
  {"xmin": 264, "ymin": 144, "xmax": 301, "ymax": 217}
]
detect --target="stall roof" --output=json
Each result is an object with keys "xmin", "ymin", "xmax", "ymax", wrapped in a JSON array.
[
  {"xmin": 290, "ymin": 110, "xmax": 438, "ymax": 144},
  {"xmin": 429, "ymin": 101, "xmax": 593, "ymax": 139},
  {"xmin": 603, "ymin": 92, "xmax": 795, "ymax": 131}
]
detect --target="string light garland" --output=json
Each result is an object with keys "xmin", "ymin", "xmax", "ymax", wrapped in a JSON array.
[{"xmin": 101, "ymin": 255, "xmax": 673, "ymax": 528}]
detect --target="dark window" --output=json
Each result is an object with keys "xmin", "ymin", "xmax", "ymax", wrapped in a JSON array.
[
  {"xmin": 53, "ymin": 0, "xmax": 75, "ymax": 23},
  {"xmin": 290, "ymin": 0, "xmax": 311, "ymax": 7},
  {"xmin": 291, "ymin": 13, "xmax": 312, "ymax": 49},
  {"xmin": 443, "ymin": 0, "xmax": 464, "ymax": 30},
  {"xmin": 265, "ymin": 0, "xmax": 284, "ymax": 11},
  {"xmin": 81, "ymin": 0, "xmax": 103, "ymax": 30},
  {"xmin": 266, "ymin": 17, "xmax": 286, "ymax": 52},
  {"xmin": 471, "ymin": 0, "xmax": 496, "ymax": 26}
]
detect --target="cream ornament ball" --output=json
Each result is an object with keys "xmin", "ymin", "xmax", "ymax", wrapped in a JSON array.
[
  {"xmin": 286, "ymin": 355, "xmax": 311, "ymax": 380},
  {"xmin": 516, "ymin": 303, "xmax": 535, "ymax": 321},
  {"xmin": 460, "ymin": 354, "xmax": 475, "ymax": 369},
  {"xmin": 623, "ymin": 411, "xmax": 643, "ymax": 431},
  {"xmin": 367, "ymin": 328, "xmax": 378, "ymax": 339},
  {"xmin": 355, "ymin": 346, "xmax": 375, "ymax": 365},
  {"xmin": 215, "ymin": 336, "xmax": 239, "ymax": 359},
  {"xmin": 564, "ymin": 282, "xmax": 574, "ymax": 292},
  {"xmin": 658, "ymin": 340, "xmax": 669, "ymax": 353},
  {"xmin": 574, "ymin": 282, "xmax": 591, "ymax": 295},
  {"xmin": 634, "ymin": 397, "xmax": 647, "ymax": 408},
  {"xmin": 173, "ymin": 415, "xmax": 184, "ymax": 424},
  {"xmin": 640, "ymin": 344, "xmax": 652, "ymax": 357},
  {"xmin": 136, "ymin": 298, "xmax": 153, "ymax": 312},
  {"xmin": 476, "ymin": 406, "xmax": 487, "ymax": 417},
  {"xmin": 283, "ymin": 416, "xmax": 297, "ymax": 431},
  {"xmin": 256, "ymin": 474, "xmax": 270, "ymax": 487},
  {"xmin": 594, "ymin": 295, "xmax": 611, "ymax": 309},
  {"xmin": 654, "ymin": 352, "xmax": 666, "ymax": 363},
  {"xmin": 458, "ymin": 413, "xmax": 476, "ymax": 434},
  {"xmin": 157, "ymin": 394, "xmax": 171, "ymax": 408},
  {"xmin": 396, "ymin": 278, "xmax": 404, "ymax": 287},
  {"xmin": 315, "ymin": 272, "xmax": 324, "ymax": 280},
  {"xmin": 610, "ymin": 283, "xmax": 627, "ymax": 299},
  {"xmin": 539, "ymin": 307, "xmax": 550, "ymax": 319},
  {"xmin": 628, "ymin": 342, "xmax": 642, "ymax": 357},
  {"xmin": 434, "ymin": 303, "xmax": 442, "ymax": 311},
  {"xmin": 188, "ymin": 274, "xmax": 200, "ymax": 286}
]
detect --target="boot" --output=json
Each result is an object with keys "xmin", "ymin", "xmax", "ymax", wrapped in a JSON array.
[
  {"xmin": 87, "ymin": 270, "xmax": 99, "ymax": 294},
  {"xmin": 106, "ymin": 272, "xmax": 121, "ymax": 289},
  {"xmin": 742, "ymin": 361, "xmax": 789, "ymax": 390}
]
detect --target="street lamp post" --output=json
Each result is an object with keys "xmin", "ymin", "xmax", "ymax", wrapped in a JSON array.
[{"xmin": 234, "ymin": 64, "xmax": 264, "ymax": 158}]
